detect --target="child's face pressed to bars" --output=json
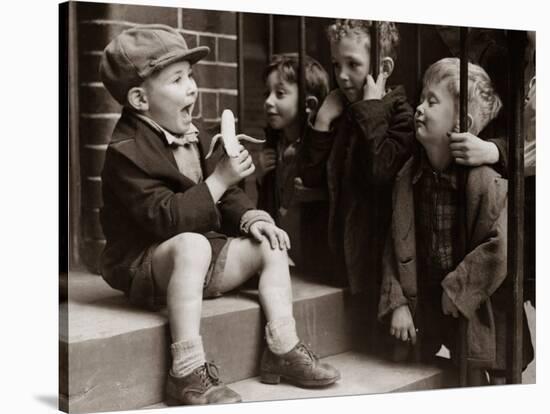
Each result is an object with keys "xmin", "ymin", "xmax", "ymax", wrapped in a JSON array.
[
  {"xmin": 264, "ymin": 71, "xmax": 299, "ymax": 131},
  {"xmin": 415, "ymin": 80, "xmax": 457, "ymax": 147},
  {"xmin": 141, "ymin": 60, "xmax": 198, "ymax": 135},
  {"xmin": 330, "ymin": 34, "xmax": 371, "ymax": 103}
]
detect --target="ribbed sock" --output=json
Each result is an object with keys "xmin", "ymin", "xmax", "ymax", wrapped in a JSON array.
[
  {"xmin": 170, "ymin": 336, "xmax": 206, "ymax": 378},
  {"xmin": 265, "ymin": 317, "xmax": 300, "ymax": 355}
]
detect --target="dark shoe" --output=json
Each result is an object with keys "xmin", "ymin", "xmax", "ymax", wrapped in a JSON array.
[
  {"xmin": 260, "ymin": 342, "xmax": 341, "ymax": 387},
  {"xmin": 165, "ymin": 362, "xmax": 242, "ymax": 405}
]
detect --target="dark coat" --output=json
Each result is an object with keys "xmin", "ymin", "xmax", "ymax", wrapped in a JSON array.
[
  {"xmin": 99, "ymin": 108, "xmax": 254, "ymax": 295},
  {"xmin": 299, "ymin": 86, "xmax": 415, "ymax": 294},
  {"xmin": 378, "ymin": 157, "xmax": 532, "ymax": 368},
  {"xmin": 256, "ymin": 127, "xmax": 293, "ymax": 221}
]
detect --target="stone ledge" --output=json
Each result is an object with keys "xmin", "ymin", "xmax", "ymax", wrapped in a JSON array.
[{"xmin": 60, "ymin": 270, "xmax": 359, "ymax": 413}]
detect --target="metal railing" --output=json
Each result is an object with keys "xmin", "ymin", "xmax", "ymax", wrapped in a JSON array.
[
  {"xmin": 507, "ymin": 29, "xmax": 526, "ymax": 385},
  {"xmin": 259, "ymin": 15, "xmax": 529, "ymax": 386}
]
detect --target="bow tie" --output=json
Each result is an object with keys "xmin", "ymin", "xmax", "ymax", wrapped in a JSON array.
[{"xmin": 169, "ymin": 132, "xmax": 199, "ymax": 147}]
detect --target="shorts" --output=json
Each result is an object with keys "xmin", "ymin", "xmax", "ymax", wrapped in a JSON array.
[{"xmin": 119, "ymin": 234, "xmax": 234, "ymax": 311}]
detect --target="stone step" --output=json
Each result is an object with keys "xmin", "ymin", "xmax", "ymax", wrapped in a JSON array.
[
  {"xmin": 60, "ymin": 270, "xmax": 363, "ymax": 413},
  {"xmin": 145, "ymin": 350, "xmax": 457, "ymax": 409}
]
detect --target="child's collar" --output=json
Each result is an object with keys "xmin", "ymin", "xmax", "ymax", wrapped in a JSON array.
[
  {"xmin": 133, "ymin": 112, "xmax": 199, "ymax": 146},
  {"xmin": 412, "ymin": 147, "xmax": 458, "ymax": 188}
]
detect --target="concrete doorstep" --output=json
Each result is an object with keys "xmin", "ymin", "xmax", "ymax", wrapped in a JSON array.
[
  {"xmin": 60, "ymin": 271, "xmax": 534, "ymax": 413},
  {"xmin": 145, "ymin": 350, "xmax": 457, "ymax": 410},
  {"xmin": 60, "ymin": 270, "xmax": 360, "ymax": 413}
]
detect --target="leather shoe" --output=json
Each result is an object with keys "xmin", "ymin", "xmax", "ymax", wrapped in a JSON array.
[
  {"xmin": 165, "ymin": 362, "xmax": 242, "ymax": 405},
  {"xmin": 260, "ymin": 342, "xmax": 341, "ymax": 387}
]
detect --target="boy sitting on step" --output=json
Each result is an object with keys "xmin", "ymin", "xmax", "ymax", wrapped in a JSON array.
[{"xmin": 99, "ymin": 24, "xmax": 340, "ymax": 407}]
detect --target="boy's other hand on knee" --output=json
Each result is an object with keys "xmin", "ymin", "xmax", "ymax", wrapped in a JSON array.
[
  {"xmin": 314, "ymin": 89, "xmax": 345, "ymax": 131},
  {"xmin": 249, "ymin": 221, "xmax": 291, "ymax": 251},
  {"xmin": 441, "ymin": 291, "xmax": 460, "ymax": 318},
  {"xmin": 390, "ymin": 305, "xmax": 417, "ymax": 344},
  {"xmin": 449, "ymin": 132, "xmax": 499, "ymax": 166}
]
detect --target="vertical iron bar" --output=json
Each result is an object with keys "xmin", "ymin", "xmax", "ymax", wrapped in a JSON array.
[
  {"xmin": 507, "ymin": 29, "xmax": 525, "ymax": 385},
  {"xmin": 458, "ymin": 26, "xmax": 469, "ymax": 388},
  {"xmin": 298, "ymin": 16, "xmax": 306, "ymax": 134},
  {"xmin": 236, "ymin": 12, "xmax": 245, "ymax": 191},
  {"xmin": 68, "ymin": 1, "xmax": 80, "ymax": 268},
  {"xmin": 237, "ymin": 12, "xmax": 245, "ymax": 132},
  {"xmin": 415, "ymin": 24, "xmax": 422, "ymax": 103},
  {"xmin": 459, "ymin": 28, "xmax": 469, "ymax": 133},
  {"xmin": 268, "ymin": 14, "xmax": 274, "ymax": 61},
  {"xmin": 371, "ymin": 21, "xmax": 380, "ymax": 79}
]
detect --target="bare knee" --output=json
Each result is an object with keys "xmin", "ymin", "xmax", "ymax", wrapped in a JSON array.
[
  {"xmin": 152, "ymin": 233, "xmax": 212, "ymax": 293},
  {"xmin": 169, "ymin": 232, "xmax": 212, "ymax": 268},
  {"xmin": 258, "ymin": 242, "xmax": 289, "ymax": 268}
]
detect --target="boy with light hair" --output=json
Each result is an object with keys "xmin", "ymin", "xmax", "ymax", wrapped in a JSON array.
[{"xmin": 379, "ymin": 57, "xmax": 533, "ymax": 381}]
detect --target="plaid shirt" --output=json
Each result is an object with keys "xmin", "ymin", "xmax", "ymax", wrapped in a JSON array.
[{"xmin": 413, "ymin": 153, "xmax": 459, "ymax": 284}]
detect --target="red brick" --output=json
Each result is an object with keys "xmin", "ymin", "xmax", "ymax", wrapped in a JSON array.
[
  {"xmin": 218, "ymin": 38, "xmax": 236, "ymax": 63},
  {"xmin": 75, "ymin": 1, "xmax": 111, "ymax": 21},
  {"xmin": 80, "ymin": 85, "xmax": 121, "ymax": 114},
  {"xmin": 82, "ymin": 147, "xmax": 106, "ymax": 178},
  {"xmin": 192, "ymin": 94, "xmax": 201, "ymax": 118},
  {"xmin": 78, "ymin": 21, "xmax": 129, "ymax": 53},
  {"xmin": 82, "ymin": 179, "xmax": 103, "ymax": 209},
  {"xmin": 82, "ymin": 209, "xmax": 104, "ymax": 240},
  {"xmin": 219, "ymin": 93, "xmax": 237, "ymax": 116},
  {"xmin": 79, "ymin": 53, "xmax": 102, "ymax": 83},
  {"xmin": 182, "ymin": 32, "xmax": 198, "ymax": 49},
  {"xmin": 79, "ymin": 117, "xmax": 118, "ymax": 146},
  {"xmin": 180, "ymin": 8, "xmax": 236, "ymax": 34},
  {"xmin": 201, "ymin": 92, "xmax": 218, "ymax": 119},
  {"xmin": 77, "ymin": 2, "xmax": 178, "ymax": 26},
  {"xmin": 198, "ymin": 35, "xmax": 216, "ymax": 61},
  {"xmin": 195, "ymin": 65, "xmax": 237, "ymax": 90}
]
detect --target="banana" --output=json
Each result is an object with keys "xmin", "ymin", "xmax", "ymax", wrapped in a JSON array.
[{"xmin": 205, "ymin": 109, "xmax": 265, "ymax": 159}]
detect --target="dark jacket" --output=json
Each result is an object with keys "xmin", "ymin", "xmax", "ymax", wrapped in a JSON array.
[
  {"xmin": 299, "ymin": 86, "xmax": 415, "ymax": 294},
  {"xmin": 378, "ymin": 157, "xmax": 532, "ymax": 368},
  {"xmin": 256, "ymin": 127, "xmax": 296, "ymax": 221},
  {"xmin": 99, "ymin": 108, "xmax": 254, "ymax": 294}
]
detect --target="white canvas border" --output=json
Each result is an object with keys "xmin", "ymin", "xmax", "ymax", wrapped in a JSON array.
[{"xmin": 1, "ymin": 0, "xmax": 546, "ymax": 413}]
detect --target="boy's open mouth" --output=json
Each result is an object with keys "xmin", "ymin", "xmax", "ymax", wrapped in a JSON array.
[{"xmin": 181, "ymin": 104, "xmax": 193, "ymax": 116}]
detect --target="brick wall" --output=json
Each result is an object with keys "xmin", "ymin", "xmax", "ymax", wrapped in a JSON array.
[
  {"xmin": 72, "ymin": 3, "xmax": 425, "ymax": 273},
  {"xmin": 75, "ymin": 1, "xmax": 239, "ymax": 272}
]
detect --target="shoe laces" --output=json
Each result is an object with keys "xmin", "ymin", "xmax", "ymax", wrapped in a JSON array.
[
  {"xmin": 296, "ymin": 343, "xmax": 319, "ymax": 364},
  {"xmin": 196, "ymin": 362, "xmax": 221, "ymax": 389}
]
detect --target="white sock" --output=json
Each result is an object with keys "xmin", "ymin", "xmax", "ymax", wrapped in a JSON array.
[
  {"xmin": 170, "ymin": 336, "xmax": 206, "ymax": 378},
  {"xmin": 265, "ymin": 317, "xmax": 300, "ymax": 355}
]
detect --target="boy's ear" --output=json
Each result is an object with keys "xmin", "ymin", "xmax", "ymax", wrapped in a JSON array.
[
  {"xmin": 305, "ymin": 96, "xmax": 319, "ymax": 114},
  {"xmin": 380, "ymin": 57, "xmax": 395, "ymax": 78},
  {"xmin": 127, "ymin": 87, "xmax": 149, "ymax": 112},
  {"xmin": 454, "ymin": 114, "xmax": 475, "ymax": 134},
  {"xmin": 466, "ymin": 113, "xmax": 475, "ymax": 133}
]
